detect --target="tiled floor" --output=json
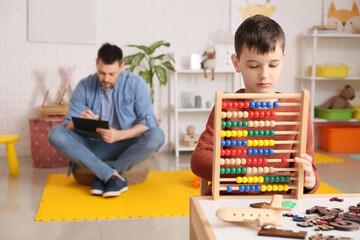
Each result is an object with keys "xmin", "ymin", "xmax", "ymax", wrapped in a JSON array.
[{"xmin": 1, "ymin": 150, "xmax": 360, "ymax": 240}]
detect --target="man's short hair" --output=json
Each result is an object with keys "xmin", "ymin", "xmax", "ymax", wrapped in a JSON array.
[
  {"xmin": 234, "ymin": 14, "xmax": 285, "ymax": 57},
  {"xmin": 97, "ymin": 43, "xmax": 123, "ymax": 65}
]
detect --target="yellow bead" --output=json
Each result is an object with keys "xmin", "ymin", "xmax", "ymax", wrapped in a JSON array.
[
  {"xmin": 264, "ymin": 140, "xmax": 269, "ymax": 146},
  {"xmin": 242, "ymin": 177, "xmax": 248, "ymax": 183},
  {"xmin": 253, "ymin": 176, "xmax": 259, "ymax": 183},
  {"xmin": 242, "ymin": 130, "xmax": 248, "ymax": 137},
  {"xmin": 237, "ymin": 130, "xmax": 242, "ymax": 137},
  {"xmin": 284, "ymin": 185, "xmax": 289, "ymax": 191},
  {"xmin": 236, "ymin": 177, "xmax": 242, "ymax": 183},
  {"xmin": 253, "ymin": 140, "xmax": 258, "ymax": 147},
  {"xmin": 278, "ymin": 185, "xmax": 284, "ymax": 191},
  {"xmin": 267, "ymin": 185, "xmax": 272, "ymax": 191},
  {"xmin": 221, "ymin": 130, "xmax": 226, "ymax": 138},
  {"xmin": 261, "ymin": 185, "xmax": 267, "ymax": 192},
  {"xmin": 272, "ymin": 185, "xmax": 278, "ymax": 191},
  {"xmin": 269, "ymin": 139, "xmax": 275, "ymax": 146},
  {"xmin": 247, "ymin": 140, "xmax": 253, "ymax": 147},
  {"xmin": 248, "ymin": 176, "xmax": 253, "ymax": 183},
  {"xmin": 258, "ymin": 140, "xmax": 264, "ymax": 146},
  {"xmin": 258, "ymin": 176, "xmax": 264, "ymax": 183},
  {"xmin": 231, "ymin": 130, "xmax": 237, "ymax": 137},
  {"xmin": 226, "ymin": 130, "xmax": 231, "ymax": 138}
]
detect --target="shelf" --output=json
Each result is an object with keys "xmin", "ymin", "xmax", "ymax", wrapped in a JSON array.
[
  {"xmin": 303, "ymin": 33, "xmax": 360, "ymax": 38},
  {"xmin": 178, "ymin": 108, "xmax": 212, "ymax": 113},
  {"xmin": 313, "ymin": 118, "xmax": 360, "ymax": 123},
  {"xmin": 176, "ymin": 69, "xmax": 235, "ymax": 74},
  {"xmin": 297, "ymin": 76, "xmax": 360, "ymax": 81},
  {"xmin": 178, "ymin": 145, "xmax": 196, "ymax": 151}
]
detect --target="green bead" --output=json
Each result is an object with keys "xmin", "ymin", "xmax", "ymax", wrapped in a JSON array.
[
  {"xmin": 285, "ymin": 176, "xmax": 291, "ymax": 182},
  {"xmin": 259, "ymin": 130, "xmax": 264, "ymax": 136},
  {"xmin": 231, "ymin": 168, "xmax": 236, "ymax": 174},
  {"xmin": 279, "ymin": 176, "xmax": 285, "ymax": 182},
  {"xmin": 241, "ymin": 167, "xmax": 247, "ymax": 174},
  {"xmin": 237, "ymin": 121, "xmax": 243, "ymax": 127},
  {"xmin": 220, "ymin": 168, "xmax": 225, "ymax": 174},
  {"xmin": 269, "ymin": 176, "xmax": 274, "ymax": 182},
  {"xmin": 264, "ymin": 176, "xmax": 269, "ymax": 183},
  {"xmin": 226, "ymin": 121, "xmax": 232, "ymax": 128},
  {"xmin": 225, "ymin": 168, "xmax": 231, "ymax": 174},
  {"xmin": 236, "ymin": 167, "xmax": 241, "ymax": 174},
  {"xmin": 231, "ymin": 121, "xmax": 237, "ymax": 127},
  {"xmin": 274, "ymin": 176, "xmax": 280, "ymax": 182},
  {"xmin": 243, "ymin": 121, "xmax": 248, "ymax": 127},
  {"xmin": 221, "ymin": 121, "xmax": 226, "ymax": 128},
  {"xmin": 270, "ymin": 130, "xmax": 275, "ymax": 136},
  {"xmin": 253, "ymin": 130, "xmax": 259, "ymax": 136},
  {"xmin": 248, "ymin": 130, "xmax": 253, "ymax": 136},
  {"xmin": 264, "ymin": 130, "xmax": 270, "ymax": 136}
]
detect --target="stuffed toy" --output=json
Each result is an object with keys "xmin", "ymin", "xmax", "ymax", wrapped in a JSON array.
[
  {"xmin": 321, "ymin": 85, "xmax": 355, "ymax": 109},
  {"xmin": 201, "ymin": 47, "xmax": 216, "ymax": 80}
]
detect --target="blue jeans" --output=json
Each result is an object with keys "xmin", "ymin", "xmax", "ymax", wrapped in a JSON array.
[{"xmin": 48, "ymin": 126, "xmax": 165, "ymax": 183}]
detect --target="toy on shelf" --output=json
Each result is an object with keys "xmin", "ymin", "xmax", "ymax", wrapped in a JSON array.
[
  {"xmin": 181, "ymin": 125, "xmax": 200, "ymax": 147},
  {"xmin": 201, "ymin": 47, "xmax": 216, "ymax": 80},
  {"xmin": 39, "ymin": 90, "xmax": 69, "ymax": 117},
  {"xmin": 212, "ymin": 90, "xmax": 310, "ymax": 200},
  {"xmin": 321, "ymin": 85, "xmax": 355, "ymax": 109}
]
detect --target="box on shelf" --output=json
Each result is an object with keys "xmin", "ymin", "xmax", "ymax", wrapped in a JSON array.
[
  {"xmin": 315, "ymin": 65, "xmax": 351, "ymax": 78},
  {"xmin": 315, "ymin": 106, "xmax": 355, "ymax": 120},
  {"xmin": 320, "ymin": 126, "xmax": 360, "ymax": 152},
  {"xmin": 352, "ymin": 105, "xmax": 360, "ymax": 120},
  {"xmin": 29, "ymin": 117, "xmax": 69, "ymax": 168},
  {"xmin": 181, "ymin": 134, "xmax": 200, "ymax": 147}
]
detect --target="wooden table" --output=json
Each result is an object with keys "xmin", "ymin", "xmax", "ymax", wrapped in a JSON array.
[{"xmin": 190, "ymin": 194, "xmax": 360, "ymax": 240}]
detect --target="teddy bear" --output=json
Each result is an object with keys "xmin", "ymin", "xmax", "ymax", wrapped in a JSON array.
[
  {"xmin": 201, "ymin": 47, "xmax": 216, "ymax": 80},
  {"xmin": 321, "ymin": 85, "xmax": 355, "ymax": 109}
]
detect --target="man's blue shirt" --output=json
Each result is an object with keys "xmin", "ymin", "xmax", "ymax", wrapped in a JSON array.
[{"xmin": 63, "ymin": 70, "xmax": 157, "ymax": 129}]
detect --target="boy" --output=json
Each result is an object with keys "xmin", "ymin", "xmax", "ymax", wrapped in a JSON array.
[{"xmin": 191, "ymin": 15, "xmax": 320, "ymax": 195}]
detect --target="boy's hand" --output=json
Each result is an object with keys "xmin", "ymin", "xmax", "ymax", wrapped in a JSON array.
[
  {"xmin": 294, "ymin": 153, "xmax": 316, "ymax": 189},
  {"xmin": 96, "ymin": 128, "xmax": 119, "ymax": 144}
]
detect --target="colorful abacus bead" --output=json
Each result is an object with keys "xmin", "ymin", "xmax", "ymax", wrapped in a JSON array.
[{"xmin": 227, "ymin": 185, "xmax": 232, "ymax": 192}]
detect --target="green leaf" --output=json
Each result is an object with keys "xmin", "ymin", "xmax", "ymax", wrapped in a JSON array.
[
  {"xmin": 127, "ymin": 44, "xmax": 152, "ymax": 55},
  {"xmin": 149, "ymin": 41, "xmax": 170, "ymax": 54},
  {"xmin": 154, "ymin": 65, "xmax": 167, "ymax": 86},
  {"xmin": 152, "ymin": 54, "xmax": 165, "ymax": 60},
  {"xmin": 139, "ymin": 70, "xmax": 152, "ymax": 84},
  {"xmin": 123, "ymin": 53, "xmax": 139, "ymax": 65},
  {"xmin": 162, "ymin": 61, "xmax": 176, "ymax": 72}
]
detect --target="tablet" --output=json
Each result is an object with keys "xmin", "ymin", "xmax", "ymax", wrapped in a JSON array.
[{"xmin": 72, "ymin": 116, "xmax": 109, "ymax": 139}]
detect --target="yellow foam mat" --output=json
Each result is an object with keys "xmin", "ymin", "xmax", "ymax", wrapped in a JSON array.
[
  {"xmin": 316, "ymin": 182, "xmax": 343, "ymax": 194},
  {"xmin": 314, "ymin": 152, "xmax": 344, "ymax": 164},
  {"xmin": 35, "ymin": 171, "xmax": 199, "ymax": 221}
]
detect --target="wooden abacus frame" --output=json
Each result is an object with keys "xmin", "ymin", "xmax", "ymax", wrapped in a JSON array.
[{"xmin": 212, "ymin": 90, "xmax": 310, "ymax": 200}]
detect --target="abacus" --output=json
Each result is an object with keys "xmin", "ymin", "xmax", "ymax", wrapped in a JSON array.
[{"xmin": 212, "ymin": 90, "xmax": 309, "ymax": 200}]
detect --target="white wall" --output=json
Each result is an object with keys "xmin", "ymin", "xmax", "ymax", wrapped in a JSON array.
[{"xmin": 0, "ymin": 0, "xmax": 359, "ymax": 157}]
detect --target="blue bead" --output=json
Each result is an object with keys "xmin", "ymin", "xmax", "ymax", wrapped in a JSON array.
[
  {"xmin": 231, "ymin": 140, "xmax": 237, "ymax": 146},
  {"xmin": 237, "ymin": 140, "xmax": 242, "ymax": 146},
  {"xmin": 250, "ymin": 185, "xmax": 256, "ymax": 192},
  {"xmin": 263, "ymin": 149, "xmax": 269, "ymax": 155},
  {"xmin": 239, "ymin": 185, "xmax": 245, "ymax": 192},
  {"xmin": 226, "ymin": 140, "xmax": 231, "ymax": 146},
  {"xmin": 266, "ymin": 101, "xmax": 272, "ymax": 108},
  {"xmin": 269, "ymin": 148, "xmax": 274, "ymax": 155},
  {"xmin": 242, "ymin": 140, "xmax": 247, "ymax": 146},
  {"xmin": 256, "ymin": 185, "xmax": 261, "ymax": 191},
  {"xmin": 250, "ymin": 102, "xmax": 255, "ymax": 108},
  {"xmin": 255, "ymin": 102, "xmax": 260, "ymax": 108},
  {"xmin": 258, "ymin": 149, "xmax": 263, "ymax": 155},
  {"xmin": 261, "ymin": 102, "xmax": 266, "ymax": 108},
  {"xmin": 252, "ymin": 149, "xmax": 258, "ymax": 155},
  {"xmin": 247, "ymin": 149, "xmax": 253, "ymax": 155},
  {"xmin": 273, "ymin": 101, "xmax": 279, "ymax": 108},
  {"xmin": 245, "ymin": 185, "xmax": 250, "ymax": 192},
  {"xmin": 221, "ymin": 140, "xmax": 225, "ymax": 146},
  {"xmin": 227, "ymin": 186, "xmax": 232, "ymax": 192}
]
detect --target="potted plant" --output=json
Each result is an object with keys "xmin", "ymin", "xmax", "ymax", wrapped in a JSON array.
[{"xmin": 123, "ymin": 40, "xmax": 176, "ymax": 103}]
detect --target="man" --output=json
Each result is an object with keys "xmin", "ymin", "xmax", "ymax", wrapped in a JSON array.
[{"xmin": 49, "ymin": 43, "xmax": 165, "ymax": 198}]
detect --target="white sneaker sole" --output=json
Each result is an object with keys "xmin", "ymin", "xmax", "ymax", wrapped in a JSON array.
[
  {"xmin": 103, "ymin": 186, "xmax": 129, "ymax": 198},
  {"xmin": 90, "ymin": 189, "xmax": 104, "ymax": 195}
]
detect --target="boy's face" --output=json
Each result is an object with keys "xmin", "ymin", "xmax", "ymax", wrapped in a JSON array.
[{"xmin": 231, "ymin": 43, "xmax": 285, "ymax": 94}]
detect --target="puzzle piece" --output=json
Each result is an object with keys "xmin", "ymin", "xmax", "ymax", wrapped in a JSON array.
[
  {"xmin": 282, "ymin": 201, "xmax": 297, "ymax": 209},
  {"xmin": 309, "ymin": 233, "xmax": 353, "ymax": 240},
  {"xmin": 330, "ymin": 220, "xmax": 360, "ymax": 231},
  {"xmin": 293, "ymin": 216, "xmax": 308, "ymax": 222},
  {"xmin": 314, "ymin": 225, "xmax": 335, "ymax": 231},
  {"xmin": 297, "ymin": 222, "xmax": 314, "ymax": 228},
  {"xmin": 330, "ymin": 197, "xmax": 344, "ymax": 202},
  {"xmin": 258, "ymin": 227, "xmax": 307, "ymax": 239}
]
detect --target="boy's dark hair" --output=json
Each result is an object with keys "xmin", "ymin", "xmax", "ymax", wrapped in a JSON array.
[
  {"xmin": 97, "ymin": 43, "xmax": 123, "ymax": 65},
  {"xmin": 234, "ymin": 14, "xmax": 285, "ymax": 57}
]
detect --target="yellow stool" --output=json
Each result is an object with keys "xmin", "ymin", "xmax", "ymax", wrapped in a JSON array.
[{"xmin": 0, "ymin": 134, "xmax": 20, "ymax": 176}]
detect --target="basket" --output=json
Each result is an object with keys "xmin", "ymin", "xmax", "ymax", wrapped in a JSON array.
[
  {"xmin": 315, "ymin": 65, "xmax": 351, "ymax": 78},
  {"xmin": 315, "ymin": 106, "xmax": 355, "ymax": 120},
  {"xmin": 39, "ymin": 90, "xmax": 69, "ymax": 117}
]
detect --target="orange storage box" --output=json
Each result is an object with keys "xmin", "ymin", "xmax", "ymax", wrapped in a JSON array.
[{"xmin": 319, "ymin": 126, "xmax": 360, "ymax": 152}]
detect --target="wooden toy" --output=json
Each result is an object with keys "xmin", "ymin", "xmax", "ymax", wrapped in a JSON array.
[
  {"xmin": 212, "ymin": 90, "xmax": 309, "ymax": 200},
  {"xmin": 39, "ymin": 90, "xmax": 69, "ymax": 117},
  {"xmin": 258, "ymin": 227, "xmax": 307, "ymax": 239},
  {"xmin": 309, "ymin": 233, "xmax": 353, "ymax": 240}
]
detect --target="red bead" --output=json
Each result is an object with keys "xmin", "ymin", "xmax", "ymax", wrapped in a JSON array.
[
  {"xmin": 265, "ymin": 111, "xmax": 271, "ymax": 118},
  {"xmin": 231, "ymin": 149, "xmax": 237, "ymax": 156},
  {"xmin": 252, "ymin": 158, "xmax": 257, "ymax": 165},
  {"xmin": 244, "ymin": 102, "xmax": 250, "ymax": 108},
  {"xmin": 270, "ymin": 111, "xmax": 276, "ymax": 117},
  {"xmin": 257, "ymin": 158, "xmax": 263, "ymax": 165},
  {"xmin": 263, "ymin": 158, "xmax": 268, "ymax": 164},
  {"xmin": 227, "ymin": 102, "xmax": 233, "ymax": 108},
  {"xmin": 237, "ymin": 149, "xmax": 242, "ymax": 155},
  {"xmin": 246, "ymin": 158, "xmax": 252, "ymax": 165},
  {"xmin": 282, "ymin": 158, "xmax": 287, "ymax": 164},
  {"xmin": 221, "ymin": 149, "xmax": 225, "ymax": 156},
  {"xmin": 225, "ymin": 149, "xmax": 231, "ymax": 156},
  {"xmin": 232, "ymin": 102, "xmax": 238, "ymax": 108},
  {"xmin": 241, "ymin": 149, "xmax": 247, "ymax": 155},
  {"xmin": 238, "ymin": 102, "xmax": 244, "ymax": 108},
  {"xmin": 253, "ymin": 111, "xmax": 259, "ymax": 118},
  {"xmin": 248, "ymin": 111, "xmax": 254, "ymax": 118},
  {"xmin": 222, "ymin": 102, "xmax": 227, "ymax": 109},
  {"xmin": 259, "ymin": 111, "xmax": 265, "ymax": 118}
]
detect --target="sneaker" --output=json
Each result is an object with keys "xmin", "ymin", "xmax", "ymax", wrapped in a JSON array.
[
  {"xmin": 103, "ymin": 176, "xmax": 128, "ymax": 198},
  {"xmin": 90, "ymin": 178, "xmax": 105, "ymax": 195}
]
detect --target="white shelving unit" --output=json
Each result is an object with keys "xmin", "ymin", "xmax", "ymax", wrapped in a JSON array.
[
  {"xmin": 296, "ymin": 32, "xmax": 360, "ymax": 144},
  {"xmin": 170, "ymin": 69, "xmax": 241, "ymax": 163}
]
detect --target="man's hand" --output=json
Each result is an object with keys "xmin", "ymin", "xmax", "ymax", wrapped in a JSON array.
[
  {"xmin": 80, "ymin": 108, "xmax": 99, "ymax": 119},
  {"xmin": 294, "ymin": 153, "xmax": 316, "ymax": 189},
  {"xmin": 96, "ymin": 127, "xmax": 119, "ymax": 144}
]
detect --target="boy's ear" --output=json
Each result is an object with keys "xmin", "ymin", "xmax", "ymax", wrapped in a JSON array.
[{"xmin": 231, "ymin": 54, "xmax": 241, "ymax": 73}]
